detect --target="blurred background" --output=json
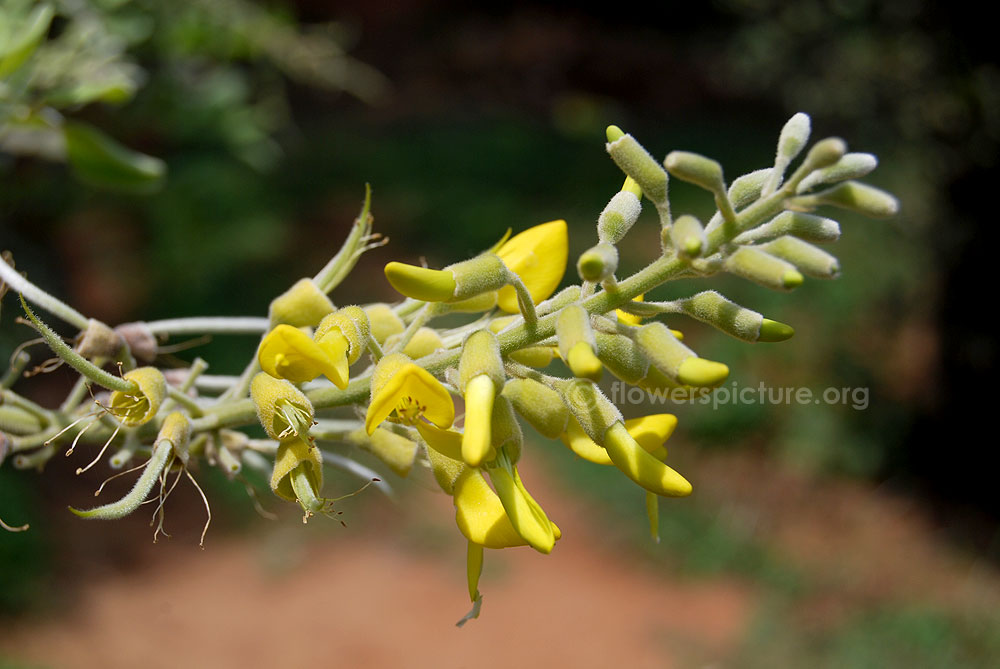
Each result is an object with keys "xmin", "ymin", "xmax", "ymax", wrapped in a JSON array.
[{"xmin": 1, "ymin": 0, "xmax": 998, "ymax": 666}]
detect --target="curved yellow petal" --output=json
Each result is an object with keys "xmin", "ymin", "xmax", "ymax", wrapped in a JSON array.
[
  {"xmin": 603, "ymin": 422, "xmax": 692, "ymax": 497},
  {"xmin": 616, "ymin": 294, "xmax": 645, "ymax": 326},
  {"xmin": 625, "ymin": 414, "xmax": 677, "ymax": 453},
  {"xmin": 492, "ymin": 466, "xmax": 555, "ymax": 554},
  {"xmin": 462, "ymin": 375, "xmax": 495, "ymax": 467},
  {"xmin": 496, "ymin": 220, "xmax": 568, "ymax": 313},
  {"xmin": 416, "ymin": 421, "xmax": 464, "ymax": 461},
  {"xmin": 258, "ymin": 324, "xmax": 348, "ymax": 386},
  {"xmin": 364, "ymin": 361, "xmax": 455, "ymax": 434},
  {"xmin": 314, "ymin": 329, "xmax": 351, "ymax": 388},
  {"xmin": 560, "ymin": 414, "xmax": 614, "ymax": 465},
  {"xmin": 454, "ymin": 468, "xmax": 527, "ymax": 549}
]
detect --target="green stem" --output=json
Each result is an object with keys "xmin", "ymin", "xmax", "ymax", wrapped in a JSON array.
[
  {"xmin": 1, "ymin": 257, "xmax": 89, "ymax": 330},
  {"xmin": 313, "ymin": 184, "xmax": 373, "ymax": 294}
]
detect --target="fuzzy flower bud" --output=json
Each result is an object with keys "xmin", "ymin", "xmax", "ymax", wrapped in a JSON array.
[
  {"xmin": 606, "ymin": 126, "xmax": 669, "ymax": 205},
  {"xmin": 790, "ymin": 181, "xmax": 900, "ymax": 219},
  {"xmin": 724, "ymin": 247, "xmax": 804, "ymax": 291},
  {"xmin": 364, "ymin": 304, "xmax": 405, "ymax": 344},
  {"xmin": 502, "ymin": 378, "xmax": 569, "ymax": 439},
  {"xmin": 556, "ymin": 304, "xmax": 602, "ymax": 381},
  {"xmin": 577, "ymin": 242, "xmax": 618, "ymax": 282},
  {"xmin": 269, "ymin": 278, "xmax": 335, "ymax": 327},
  {"xmin": 759, "ymin": 237, "xmax": 840, "ymax": 279},
  {"xmin": 597, "ymin": 190, "xmax": 642, "ymax": 244},
  {"xmin": 635, "ymin": 322, "xmax": 729, "ymax": 387},
  {"xmin": 670, "ymin": 214, "xmax": 707, "ymax": 258}
]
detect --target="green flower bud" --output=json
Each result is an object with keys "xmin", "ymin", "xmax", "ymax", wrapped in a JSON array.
[
  {"xmin": 776, "ymin": 112, "xmax": 811, "ymax": 164},
  {"xmin": 725, "ymin": 247, "xmax": 804, "ymax": 291},
  {"xmin": 606, "ymin": 129, "xmax": 669, "ymax": 205},
  {"xmin": 556, "ymin": 304, "xmax": 602, "ymax": 381},
  {"xmin": 502, "ymin": 377, "xmax": 569, "ymax": 439},
  {"xmin": 269, "ymin": 278, "xmax": 335, "ymax": 327},
  {"xmin": 635, "ymin": 322, "xmax": 729, "ymax": 387},
  {"xmin": 555, "ymin": 378, "xmax": 622, "ymax": 443},
  {"xmin": 348, "ymin": 427, "xmax": 418, "ymax": 477},
  {"xmin": 670, "ymin": 214, "xmax": 706, "ymax": 258},
  {"xmin": 577, "ymin": 242, "xmax": 618, "ymax": 282},
  {"xmin": 759, "ymin": 236, "xmax": 840, "ymax": 279},
  {"xmin": 677, "ymin": 291, "xmax": 794, "ymax": 343},
  {"xmin": 597, "ymin": 191, "xmax": 642, "ymax": 244},
  {"xmin": 459, "ymin": 330, "xmax": 505, "ymax": 393},
  {"xmin": 364, "ymin": 303, "xmax": 405, "ymax": 344},
  {"xmin": 789, "ymin": 181, "xmax": 900, "ymax": 219},
  {"xmin": 796, "ymin": 153, "xmax": 878, "ymax": 193},
  {"xmin": 799, "ymin": 138, "xmax": 847, "ymax": 174},
  {"xmin": 663, "ymin": 151, "xmax": 725, "ymax": 194},
  {"xmin": 734, "ymin": 211, "xmax": 841, "ymax": 245},
  {"xmin": 385, "ymin": 326, "xmax": 444, "ymax": 359},
  {"xmin": 728, "ymin": 168, "xmax": 771, "ymax": 210},
  {"xmin": 595, "ymin": 332, "xmax": 649, "ymax": 384}
]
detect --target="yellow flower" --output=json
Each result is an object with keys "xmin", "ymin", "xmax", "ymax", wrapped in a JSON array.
[
  {"xmin": 495, "ymin": 220, "xmax": 568, "ymax": 313},
  {"xmin": 560, "ymin": 413, "xmax": 677, "ymax": 465},
  {"xmin": 258, "ymin": 324, "xmax": 350, "ymax": 389},
  {"xmin": 364, "ymin": 353, "xmax": 454, "ymax": 435}
]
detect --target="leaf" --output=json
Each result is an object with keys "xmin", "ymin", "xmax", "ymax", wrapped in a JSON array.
[
  {"xmin": 63, "ymin": 121, "xmax": 166, "ymax": 193},
  {"xmin": 0, "ymin": 3, "xmax": 55, "ymax": 78}
]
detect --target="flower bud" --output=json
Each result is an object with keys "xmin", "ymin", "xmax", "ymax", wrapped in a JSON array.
[
  {"xmin": 800, "ymin": 137, "xmax": 847, "ymax": 174},
  {"xmin": 725, "ymin": 247, "xmax": 804, "ymax": 291},
  {"xmin": 556, "ymin": 378, "xmax": 622, "ymax": 443},
  {"xmin": 790, "ymin": 181, "xmax": 900, "ymax": 219},
  {"xmin": 603, "ymin": 422, "xmax": 691, "ymax": 497},
  {"xmin": 606, "ymin": 127, "xmax": 669, "ymax": 205},
  {"xmin": 113, "ymin": 322, "xmax": 158, "ymax": 363},
  {"xmin": 385, "ymin": 254, "xmax": 509, "ymax": 303},
  {"xmin": 109, "ymin": 367, "xmax": 166, "ymax": 427},
  {"xmin": 639, "ymin": 323, "xmax": 729, "ymax": 387},
  {"xmin": 556, "ymin": 304, "xmax": 601, "ymax": 381},
  {"xmin": 502, "ymin": 378, "xmax": 568, "ymax": 439},
  {"xmin": 490, "ymin": 396, "xmax": 523, "ymax": 464},
  {"xmin": 315, "ymin": 305, "xmax": 370, "ymax": 365},
  {"xmin": 447, "ymin": 292, "xmax": 498, "ymax": 313},
  {"xmin": 670, "ymin": 214, "xmax": 707, "ymax": 258},
  {"xmin": 796, "ymin": 153, "xmax": 877, "ymax": 193},
  {"xmin": 728, "ymin": 169, "xmax": 771, "ymax": 210},
  {"xmin": 364, "ymin": 304, "xmax": 405, "ymax": 344},
  {"xmin": 269, "ymin": 278, "xmax": 335, "ymax": 327},
  {"xmin": 759, "ymin": 236, "xmax": 840, "ymax": 279},
  {"xmin": 595, "ymin": 332, "xmax": 649, "ymax": 384},
  {"xmin": 776, "ymin": 112, "xmax": 811, "ymax": 164},
  {"xmin": 348, "ymin": 427, "xmax": 418, "ymax": 477},
  {"xmin": 577, "ymin": 242, "xmax": 618, "ymax": 282},
  {"xmin": 597, "ymin": 190, "xmax": 642, "ymax": 244},
  {"xmin": 77, "ymin": 319, "xmax": 125, "ymax": 360},
  {"xmin": 677, "ymin": 290, "xmax": 794, "ymax": 343},
  {"xmin": 385, "ymin": 327, "xmax": 444, "ymax": 359},
  {"xmin": 734, "ymin": 211, "xmax": 841, "ymax": 245},
  {"xmin": 459, "ymin": 330, "xmax": 505, "ymax": 393}
]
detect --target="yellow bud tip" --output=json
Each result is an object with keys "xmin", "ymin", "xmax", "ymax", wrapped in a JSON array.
[
  {"xmin": 384, "ymin": 262, "xmax": 456, "ymax": 302},
  {"xmin": 621, "ymin": 176, "xmax": 642, "ymax": 198},
  {"xmin": 606, "ymin": 125, "xmax": 625, "ymax": 142},
  {"xmin": 758, "ymin": 318, "xmax": 795, "ymax": 342},
  {"xmin": 567, "ymin": 341, "xmax": 603, "ymax": 382},
  {"xmin": 577, "ymin": 251, "xmax": 606, "ymax": 282},
  {"xmin": 782, "ymin": 270, "xmax": 805, "ymax": 289},
  {"xmin": 670, "ymin": 329, "xmax": 684, "ymax": 341},
  {"xmin": 676, "ymin": 357, "xmax": 729, "ymax": 387},
  {"xmin": 683, "ymin": 237, "xmax": 703, "ymax": 257}
]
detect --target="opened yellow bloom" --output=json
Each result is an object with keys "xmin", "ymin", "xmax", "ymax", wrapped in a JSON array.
[
  {"xmin": 495, "ymin": 220, "xmax": 568, "ymax": 313},
  {"xmin": 365, "ymin": 353, "xmax": 454, "ymax": 435},
  {"xmin": 258, "ymin": 324, "xmax": 350, "ymax": 388},
  {"xmin": 560, "ymin": 413, "xmax": 677, "ymax": 465}
]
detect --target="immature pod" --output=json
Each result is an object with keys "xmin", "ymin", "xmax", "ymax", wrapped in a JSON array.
[
  {"xmin": 597, "ymin": 188, "xmax": 642, "ymax": 244},
  {"xmin": 577, "ymin": 242, "xmax": 618, "ymax": 282},
  {"xmin": 734, "ymin": 211, "xmax": 841, "ymax": 245},
  {"xmin": 670, "ymin": 214, "xmax": 707, "ymax": 258},
  {"xmin": 109, "ymin": 367, "xmax": 167, "ymax": 427},
  {"xmin": 269, "ymin": 278, "xmax": 335, "ymax": 327},
  {"xmin": 635, "ymin": 322, "xmax": 729, "ymax": 387},
  {"xmin": 458, "ymin": 330, "xmax": 505, "ymax": 467},
  {"xmin": 556, "ymin": 305, "xmax": 602, "ymax": 381},
  {"xmin": 759, "ymin": 237, "xmax": 840, "ymax": 279},
  {"xmin": 796, "ymin": 153, "xmax": 878, "ymax": 193},
  {"xmin": 364, "ymin": 303, "xmax": 405, "ymax": 344},
  {"xmin": 789, "ymin": 180, "xmax": 900, "ymax": 219},
  {"xmin": 502, "ymin": 378, "xmax": 569, "ymax": 439},
  {"xmin": 724, "ymin": 247, "xmax": 804, "ymax": 291},
  {"xmin": 677, "ymin": 291, "xmax": 794, "ymax": 343},
  {"xmin": 605, "ymin": 126, "xmax": 669, "ymax": 206}
]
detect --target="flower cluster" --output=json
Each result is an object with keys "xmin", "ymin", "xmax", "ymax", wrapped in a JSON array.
[{"xmin": 0, "ymin": 113, "xmax": 897, "ymax": 621}]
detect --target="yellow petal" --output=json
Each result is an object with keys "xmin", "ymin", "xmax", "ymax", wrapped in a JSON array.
[
  {"xmin": 560, "ymin": 414, "xmax": 614, "ymax": 465},
  {"xmin": 603, "ymin": 422, "xmax": 692, "ymax": 497},
  {"xmin": 258, "ymin": 324, "xmax": 348, "ymax": 386},
  {"xmin": 365, "ymin": 359, "xmax": 455, "ymax": 434},
  {"xmin": 314, "ymin": 329, "xmax": 351, "ymax": 389},
  {"xmin": 454, "ymin": 468, "xmax": 527, "ymax": 549},
  {"xmin": 496, "ymin": 220, "xmax": 568, "ymax": 313},
  {"xmin": 616, "ymin": 294, "xmax": 644, "ymax": 326},
  {"xmin": 462, "ymin": 375, "xmax": 495, "ymax": 467},
  {"xmin": 416, "ymin": 421, "xmax": 465, "ymax": 461},
  {"xmin": 561, "ymin": 413, "xmax": 678, "ymax": 466},
  {"xmin": 467, "ymin": 541, "xmax": 484, "ymax": 602}
]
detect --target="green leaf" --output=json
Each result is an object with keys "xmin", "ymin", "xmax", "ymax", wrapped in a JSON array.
[
  {"xmin": 63, "ymin": 121, "xmax": 166, "ymax": 193},
  {"xmin": 0, "ymin": 3, "xmax": 54, "ymax": 78}
]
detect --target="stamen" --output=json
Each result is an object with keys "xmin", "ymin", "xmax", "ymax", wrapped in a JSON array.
[
  {"xmin": 185, "ymin": 468, "xmax": 212, "ymax": 548},
  {"xmin": 95, "ymin": 461, "xmax": 148, "ymax": 497},
  {"xmin": 77, "ymin": 422, "xmax": 121, "ymax": 475}
]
